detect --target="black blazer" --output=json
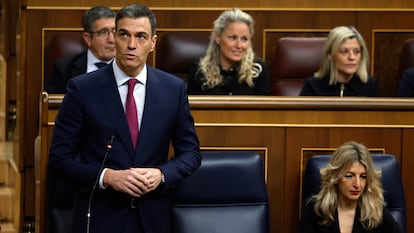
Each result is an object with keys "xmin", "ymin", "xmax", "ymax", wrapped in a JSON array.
[
  {"xmin": 398, "ymin": 67, "xmax": 414, "ymax": 97},
  {"xmin": 299, "ymin": 75, "xmax": 378, "ymax": 97},
  {"xmin": 187, "ymin": 58, "xmax": 271, "ymax": 95},
  {"xmin": 299, "ymin": 201, "xmax": 401, "ymax": 233},
  {"xmin": 45, "ymin": 51, "xmax": 87, "ymax": 94}
]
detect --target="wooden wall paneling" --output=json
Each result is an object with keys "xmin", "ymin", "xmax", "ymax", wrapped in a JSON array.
[
  {"xmin": 153, "ymin": 10, "xmax": 220, "ymax": 28},
  {"xmin": 402, "ymin": 129, "xmax": 414, "ymax": 233},
  {"xmin": 284, "ymin": 127, "xmax": 403, "ymax": 233},
  {"xmin": 371, "ymin": 30, "xmax": 414, "ymax": 96},
  {"xmin": 357, "ymin": 11, "xmax": 414, "ymax": 96},
  {"xmin": 24, "ymin": 0, "xmax": 414, "ymax": 9}
]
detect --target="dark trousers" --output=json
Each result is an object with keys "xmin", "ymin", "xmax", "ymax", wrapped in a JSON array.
[{"xmin": 123, "ymin": 208, "xmax": 144, "ymax": 233}]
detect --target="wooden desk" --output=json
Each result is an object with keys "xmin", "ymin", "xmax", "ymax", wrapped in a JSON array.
[{"xmin": 36, "ymin": 94, "xmax": 414, "ymax": 233}]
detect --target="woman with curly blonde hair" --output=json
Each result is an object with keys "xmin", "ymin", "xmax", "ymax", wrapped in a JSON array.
[
  {"xmin": 299, "ymin": 141, "xmax": 401, "ymax": 233},
  {"xmin": 187, "ymin": 8, "xmax": 270, "ymax": 95}
]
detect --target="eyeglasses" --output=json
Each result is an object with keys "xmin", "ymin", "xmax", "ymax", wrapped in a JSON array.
[{"xmin": 89, "ymin": 28, "xmax": 115, "ymax": 38}]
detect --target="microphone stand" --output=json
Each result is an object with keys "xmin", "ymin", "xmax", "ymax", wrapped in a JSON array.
[{"xmin": 86, "ymin": 135, "xmax": 115, "ymax": 233}]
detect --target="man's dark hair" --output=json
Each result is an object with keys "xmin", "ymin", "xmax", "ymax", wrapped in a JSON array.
[{"xmin": 116, "ymin": 4, "xmax": 157, "ymax": 36}]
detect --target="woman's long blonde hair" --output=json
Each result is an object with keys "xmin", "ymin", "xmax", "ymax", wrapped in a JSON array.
[
  {"xmin": 198, "ymin": 8, "xmax": 261, "ymax": 90},
  {"xmin": 312, "ymin": 141, "xmax": 384, "ymax": 230},
  {"xmin": 315, "ymin": 26, "xmax": 370, "ymax": 85}
]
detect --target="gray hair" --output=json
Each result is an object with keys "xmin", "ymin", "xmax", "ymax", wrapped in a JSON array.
[{"xmin": 82, "ymin": 6, "xmax": 116, "ymax": 34}]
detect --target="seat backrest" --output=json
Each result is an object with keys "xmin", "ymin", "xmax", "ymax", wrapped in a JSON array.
[
  {"xmin": 172, "ymin": 151, "xmax": 269, "ymax": 233},
  {"xmin": 271, "ymin": 37, "xmax": 326, "ymax": 96},
  {"xmin": 44, "ymin": 31, "xmax": 87, "ymax": 87},
  {"xmin": 155, "ymin": 31, "xmax": 210, "ymax": 84},
  {"xmin": 302, "ymin": 154, "xmax": 406, "ymax": 233}
]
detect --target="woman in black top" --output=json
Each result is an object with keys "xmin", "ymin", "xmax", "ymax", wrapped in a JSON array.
[
  {"xmin": 187, "ymin": 8, "xmax": 270, "ymax": 95},
  {"xmin": 300, "ymin": 26, "xmax": 378, "ymax": 97},
  {"xmin": 299, "ymin": 141, "xmax": 401, "ymax": 233}
]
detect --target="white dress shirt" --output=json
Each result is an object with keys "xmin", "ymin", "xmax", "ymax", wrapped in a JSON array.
[
  {"xmin": 99, "ymin": 59, "xmax": 147, "ymax": 188},
  {"xmin": 86, "ymin": 49, "xmax": 113, "ymax": 73}
]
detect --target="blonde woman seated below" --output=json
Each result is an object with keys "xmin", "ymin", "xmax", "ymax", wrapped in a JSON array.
[{"xmin": 299, "ymin": 141, "xmax": 401, "ymax": 233}]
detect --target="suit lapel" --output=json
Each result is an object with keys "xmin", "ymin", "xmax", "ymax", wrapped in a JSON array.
[
  {"xmin": 135, "ymin": 67, "xmax": 161, "ymax": 163},
  {"xmin": 97, "ymin": 66, "xmax": 136, "ymax": 157}
]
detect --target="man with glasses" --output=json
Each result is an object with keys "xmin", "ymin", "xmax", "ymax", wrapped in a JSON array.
[{"xmin": 46, "ymin": 6, "xmax": 116, "ymax": 94}]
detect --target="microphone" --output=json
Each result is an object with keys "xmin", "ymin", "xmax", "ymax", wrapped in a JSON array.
[{"xmin": 86, "ymin": 135, "xmax": 115, "ymax": 233}]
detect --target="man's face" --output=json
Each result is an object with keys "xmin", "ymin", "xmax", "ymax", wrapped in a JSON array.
[
  {"xmin": 83, "ymin": 18, "xmax": 116, "ymax": 61},
  {"xmin": 114, "ymin": 17, "xmax": 157, "ymax": 77}
]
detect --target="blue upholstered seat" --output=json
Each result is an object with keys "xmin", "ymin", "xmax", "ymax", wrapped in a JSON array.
[{"xmin": 172, "ymin": 151, "xmax": 269, "ymax": 233}]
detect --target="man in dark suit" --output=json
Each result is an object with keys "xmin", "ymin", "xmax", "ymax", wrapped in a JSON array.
[
  {"xmin": 48, "ymin": 3, "xmax": 201, "ymax": 233},
  {"xmin": 45, "ymin": 6, "xmax": 116, "ymax": 94}
]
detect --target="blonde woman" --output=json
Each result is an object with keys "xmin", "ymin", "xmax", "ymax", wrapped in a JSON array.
[
  {"xmin": 299, "ymin": 26, "xmax": 378, "ymax": 96},
  {"xmin": 299, "ymin": 141, "xmax": 401, "ymax": 233},
  {"xmin": 187, "ymin": 8, "xmax": 270, "ymax": 95}
]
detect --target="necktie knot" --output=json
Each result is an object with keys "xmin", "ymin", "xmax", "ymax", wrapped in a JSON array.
[
  {"xmin": 128, "ymin": 78, "xmax": 138, "ymax": 90},
  {"xmin": 95, "ymin": 62, "xmax": 108, "ymax": 69}
]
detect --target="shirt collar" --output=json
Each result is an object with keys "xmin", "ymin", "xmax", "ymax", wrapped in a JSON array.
[
  {"xmin": 87, "ymin": 49, "xmax": 113, "ymax": 66},
  {"xmin": 112, "ymin": 59, "xmax": 148, "ymax": 87}
]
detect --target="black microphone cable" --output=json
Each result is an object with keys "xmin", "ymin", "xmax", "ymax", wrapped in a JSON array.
[{"xmin": 86, "ymin": 135, "xmax": 115, "ymax": 233}]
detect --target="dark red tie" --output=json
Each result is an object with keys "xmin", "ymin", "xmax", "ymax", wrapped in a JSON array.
[{"xmin": 126, "ymin": 79, "xmax": 139, "ymax": 150}]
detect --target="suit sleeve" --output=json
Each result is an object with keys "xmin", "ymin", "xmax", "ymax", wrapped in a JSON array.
[
  {"xmin": 48, "ymin": 78, "xmax": 103, "ymax": 188},
  {"xmin": 157, "ymin": 79, "xmax": 202, "ymax": 191},
  {"xmin": 398, "ymin": 68, "xmax": 414, "ymax": 97}
]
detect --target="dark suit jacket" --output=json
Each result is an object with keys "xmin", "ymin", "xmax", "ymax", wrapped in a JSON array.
[
  {"xmin": 48, "ymin": 64, "xmax": 201, "ymax": 233},
  {"xmin": 45, "ymin": 51, "xmax": 87, "ymax": 94},
  {"xmin": 299, "ymin": 201, "xmax": 401, "ymax": 233},
  {"xmin": 398, "ymin": 67, "xmax": 414, "ymax": 97},
  {"xmin": 299, "ymin": 75, "xmax": 378, "ymax": 96}
]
